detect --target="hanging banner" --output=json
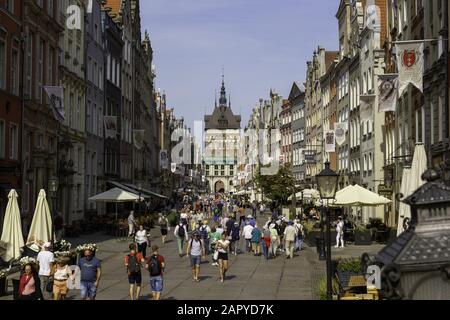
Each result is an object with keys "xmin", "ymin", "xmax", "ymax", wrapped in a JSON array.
[
  {"xmin": 133, "ymin": 130, "xmax": 145, "ymax": 150},
  {"xmin": 44, "ymin": 86, "xmax": 65, "ymax": 122},
  {"xmin": 103, "ymin": 116, "xmax": 117, "ymax": 139},
  {"xmin": 395, "ymin": 41, "xmax": 424, "ymax": 95},
  {"xmin": 360, "ymin": 94, "xmax": 375, "ymax": 123},
  {"xmin": 325, "ymin": 130, "xmax": 336, "ymax": 153},
  {"xmin": 334, "ymin": 123, "xmax": 347, "ymax": 146},
  {"xmin": 378, "ymin": 74, "xmax": 398, "ymax": 113},
  {"xmin": 160, "ymin": 150, "xmax": 169, "ymax": 170},
  {"xmin": 171, "ymin": 163, "xmax": 177, "ymax": 173}
]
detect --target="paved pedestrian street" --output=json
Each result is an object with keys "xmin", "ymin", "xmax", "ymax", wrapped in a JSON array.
[{"xmin": 1, "ymin": 214, "xmax": 383, "ymax": 301}]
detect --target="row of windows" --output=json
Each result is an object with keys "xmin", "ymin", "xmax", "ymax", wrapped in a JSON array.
[
  {"xmin": 292, "ymin": 109, "xmax": 305, "ymax": 122},
  {"xmin": 293, "ymin": 129, "xmax": 305, "ymax": 143},
  {"xmin": 87, "ymin": 56, "xmax": 104, "ymax": 90}
]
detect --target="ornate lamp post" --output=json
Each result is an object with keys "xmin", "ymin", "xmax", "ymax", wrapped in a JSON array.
[
  {"xmin": 316, "ymin": 161, "xmax": 340, "ymax": 300},
  {"xmin": 48, "ymin": 177, "xmax": 59, "ymax": 242}
]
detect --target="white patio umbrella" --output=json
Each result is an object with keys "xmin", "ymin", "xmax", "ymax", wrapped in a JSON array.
[
  {"xmin": 334, "ymin": 185, "xmax": 392, "ymax": 207},
  {"xmin": 26, "ymin": 189, "xmax": 53, "ymax": 251},
  {"xmin": 397, "ymin": 143, "xmax": 427, "ymax": 235},
  {"xmin": 397, "ymin": 168, "xmax": 411, "ymax": 236},
  {"xmin": 0, "ymin": 190, "xmax": 24, "ymax": 262},
  {"xmin": 89, "ymin": 187, "xmax": 144, "ymax": 220}
]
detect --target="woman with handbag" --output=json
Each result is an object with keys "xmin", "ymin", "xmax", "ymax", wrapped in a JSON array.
[
  {"xmin": 209, "ymin": 226, "xmax": 221, "ymax": 266},
  {"xmin": 216, "ymin": 233, "xmax": 230, "ymax": 283},
  {"xmin": 17, "ymin": 264, "xmax": 43, "ymax": 300}
]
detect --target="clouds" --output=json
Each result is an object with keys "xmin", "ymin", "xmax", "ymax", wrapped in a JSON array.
[{"xmin": 141, "ymin": 0, "xmax": 339, "ymax": 127}]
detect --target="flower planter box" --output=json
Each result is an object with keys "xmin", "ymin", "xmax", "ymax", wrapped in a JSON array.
[{"xmin": 354, "ymin": 231, "xmax": 372, "ymax": 245}]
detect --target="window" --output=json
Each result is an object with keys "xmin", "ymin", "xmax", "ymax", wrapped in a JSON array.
[
  {"xmin": 48, "ymin": 47, "xmax": 54, "ymax": 86},
  {"xmin": 37, "ymin": 38, "xmax": 44, "ymax": 101},
  {"xmin": 10, "ymin": 123, "xmax": 18, "ymax": 160},
  {"xmin": 99, "ymin": 67, "xmax": 103, "ymax": 90},
  {"xmin": 438, "ymin": 96, "xmax": 443, "ymax": 142},
  {"xmin": 0, "ymin": 120, "xmax": 4, "ymax": 158},
  {"xmin": 48, "ymin": 0, "xmax": 54, "ymax": 16},
  {"xmin": 107, "ymin": 54, "xmax": 111, "ymax": 81},
  {"xmin": 26, "ymin": 33, "xmax": 33, "ymax": 98},
  {"xmin": 10, "ymin": 48, "xmax": 18, "ymax": 95},
  {"xmin": 0, "ymin": 39, "xmax": 5, "ymax": 90},
  {"xmin": 6, "ymin": 0, "xmax": 14, "ymax": 13}
]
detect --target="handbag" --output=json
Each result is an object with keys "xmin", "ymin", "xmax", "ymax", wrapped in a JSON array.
[
  {"xmin": 46, "ymin": 277, "xmax": 54, "ymax": 293},
  {"xmin": 213, "ymin": 250, "xmax": 219, "ymax": 260}
]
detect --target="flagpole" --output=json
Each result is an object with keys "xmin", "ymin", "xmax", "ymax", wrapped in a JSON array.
[{"xmin": 391, "ymin": 39, "xmax": 441, "ymax": 44}]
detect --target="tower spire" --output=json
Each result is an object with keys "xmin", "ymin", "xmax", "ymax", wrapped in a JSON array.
[{"xmin": 219, "ymin": 71, "xmax": 227, "ymax": 107}]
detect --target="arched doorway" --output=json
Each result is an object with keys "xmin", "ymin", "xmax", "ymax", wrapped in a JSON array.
[{"xmin": 215, "ymin": 181, "xmax": 225, "ymax": 193}]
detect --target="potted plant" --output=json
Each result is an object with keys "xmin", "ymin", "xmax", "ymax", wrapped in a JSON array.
[
  {"xmin": 0, "ymin": 270, "xmax": 7, "ymax": 297},
  {"xmin": 354, "ymin": 225, "xmax": 372, "ymax": 245},
  {"xmin": 315, "ymin": 275, "xmax": 340, "ymax": 300}
]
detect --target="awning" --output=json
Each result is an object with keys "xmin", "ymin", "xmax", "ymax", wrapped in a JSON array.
[
  {"xmin": 122, "ymin": 183, "xmax": 169, "ymax": 200},
  {"xmin": 89, "ymin": 188, "xmax": 144, "ymax": 202},
  {"xmin": 108, "ymin": 181, "xmax": 169, "ymax": 200}
]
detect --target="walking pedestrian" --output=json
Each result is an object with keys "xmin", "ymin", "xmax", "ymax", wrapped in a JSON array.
[
  {"xmin": 36, "ymin": 242, "xmax": 54, "ymax": 299},
  {"xmin": 216, "ymin": 233, "xmax": 230, "ymax": 283},
  {"xmin": 251, "ymin": 226, "xmax": 262, "ymax": 256},
  {"xmin": 186, "ymin": 232, "xmax": 205, "ymax": 282},
  {"xmin": 209, "ymin": 226, "xmax": 221, "ymax": 266},
  {"xmin": 294, "ymin": 219, "xmax": 304, "ymax": 252},
  {"xmin": 125, "ymin": 244, "xmax": 145, "ymax": 300},
  {"xmin": 78, "ymin": 249, "xmax": 102, "ymax": 300},
  {"xmin": 128, "ymin": 210, "xmax": 136, "ymax": 238},
  {"xmin": 52, "ymin": 259, "xmax": 75, "ymax": 300},
  {"xmin": 284, "ymin": 221, "xmax": 296, "ymax": 259},
  {"xmin": 335, "ymin": 216, "xmax": 345, "ymax": 248},
  {"xmin": 17, "ymin": 264, "xmax": 43, "ymax": 300},
  {"xmin": 174, "ymin": 221, "xmax": 188, "ymax": 257},
  {"xmin": 158, "ymin": 214, "xmax": 170, "ymax": 244},
  {"xmin": 269, "ymin": 224, "xmax": 279, "ymax": 259},
  {"xmin": 242, "ymin": 221, "xmax": 254, "ymax": 253},
  {"xmin": 135, "ymin": 225, "xmax": 149, "ymax": 258},
  {"xmin": 146, "ymin": 245, "xmax": 165, "ymax": 300},
  {"xmin": 262, "ymin": 227, "xmax": 271, "ymax": 260},
  {"xmin": 229, "ymin": 222, "xmax": 240, "ymax": 255},
  {"xmin": 199, "ymin": 220, "xmax": 211, "ymax": 255}
]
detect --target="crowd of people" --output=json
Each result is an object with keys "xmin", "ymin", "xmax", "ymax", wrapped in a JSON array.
[{"xmin": 14, "ymin": 194, "xmax": 310, "ymax": 301}]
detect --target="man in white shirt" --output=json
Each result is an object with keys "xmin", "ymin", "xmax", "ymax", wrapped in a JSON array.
[
  {"xmin": 37, "ymin": 242, "xmax": 54, "ymax": 298},
  {"xmin": 284, "ymin": 222, "xmax": 297, "ymax": 259},
  {"xmin": 242, "ymin": 221, "xmax": 254, "ymax": 253}
]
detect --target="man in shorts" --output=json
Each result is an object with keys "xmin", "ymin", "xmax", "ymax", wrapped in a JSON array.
[
  {"xmin": 186, "ymin": 232, "xmax": 205, "ymax": 282},
  {"xmin": 78, "ymin": 249, "xmax": 101, "ymax": 300},
  {"xmin": 125, "ymin": 243, "xmax": 145, "ymax": 300},
  {"xmin": 146, "ymin": 245, "xmax": 165, "ymax": 300}
]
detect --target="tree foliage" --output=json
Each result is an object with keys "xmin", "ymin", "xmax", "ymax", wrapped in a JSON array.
[{"xmin": 254, "ymin": 164, "xmax": 296, "ymax": 205}]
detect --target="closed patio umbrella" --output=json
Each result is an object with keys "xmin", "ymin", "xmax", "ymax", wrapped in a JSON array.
[
  {"xmin": 0, "ymin": 190, "xmax": 24, "ymax": 262},
  {"xmin": 26, "ymin": 190, "xmax": 53, "ymax": 251},
  {"xmin": 397, "ymin": 143, "xmax": 427, "ymax": 235},
  {"xmin": 397, "ymin": 168, "xmax": 411, "ymax": 236}
]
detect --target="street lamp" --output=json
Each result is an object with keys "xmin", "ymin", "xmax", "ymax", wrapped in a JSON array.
[
  {"xmin": 48, "ymin": 177, "xmax": 59, "ymax": 242},
  {"xmin": 316, "ymin": 161, "xmax": 339, "ymax": 301}
]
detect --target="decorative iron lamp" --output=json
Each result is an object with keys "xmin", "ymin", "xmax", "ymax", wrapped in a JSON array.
[
  {"xmin": 316, "ymin": 161, "xmax": 340, "ymax": 300},
  {"xmin": 374, "ymin": 169, "xmax": 450, "ymax": 300}
]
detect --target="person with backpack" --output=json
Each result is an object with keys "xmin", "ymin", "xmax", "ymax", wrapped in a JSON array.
[
  {"xmin": 174, "ymin": 221, "xmax": 188, "ymax": 257},
  {"xmin": 124, "ymin": 243, "xmax": 145, "ymax": 300},
  {"xmin": 198, "ymin": 220, "xmax": 211, "ymax": 255},
  {"xmin": 294, "ymin": 219, "xmax": 304, "ymax": 252},
  {"xmin": 145, "ymin": 245, "xmax": 165, "ymax": 300},
  {"xmin": 229, "ymin": 222, "xmax": 240, "ymax": 255},
  {"xmin": 186, "ymin": 232, "xmax": 205, "ymax": 282}
]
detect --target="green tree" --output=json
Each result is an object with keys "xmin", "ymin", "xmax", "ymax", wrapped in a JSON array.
[{"xmin": 254, "ymin": 164, "xmax": 296, "ymax": 205}]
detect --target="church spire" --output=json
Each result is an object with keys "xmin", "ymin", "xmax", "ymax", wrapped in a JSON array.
[{"xmin": 219, "ymin": 72, "xmax": 228, "ymax": 107}]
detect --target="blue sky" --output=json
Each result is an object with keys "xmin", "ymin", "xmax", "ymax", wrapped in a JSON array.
[{"xmin": 140, "ymin": 0, "xmax": 339, "ymax": 128}]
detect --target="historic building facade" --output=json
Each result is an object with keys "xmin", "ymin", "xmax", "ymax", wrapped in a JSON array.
[
  {"xmin": 204, "ymin": 77, "xmax": 241, "ymax": 194},
  {"xmin": 289, "ymin": 82, "xmax": 306, "ymax": 182},
  {"xmin": 85, "ymin": 0, "xmax": 105, "ymax": 216},
  {"xmin": 0, "ymin": 0, "xmax": 22, "ymax": 226}
]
